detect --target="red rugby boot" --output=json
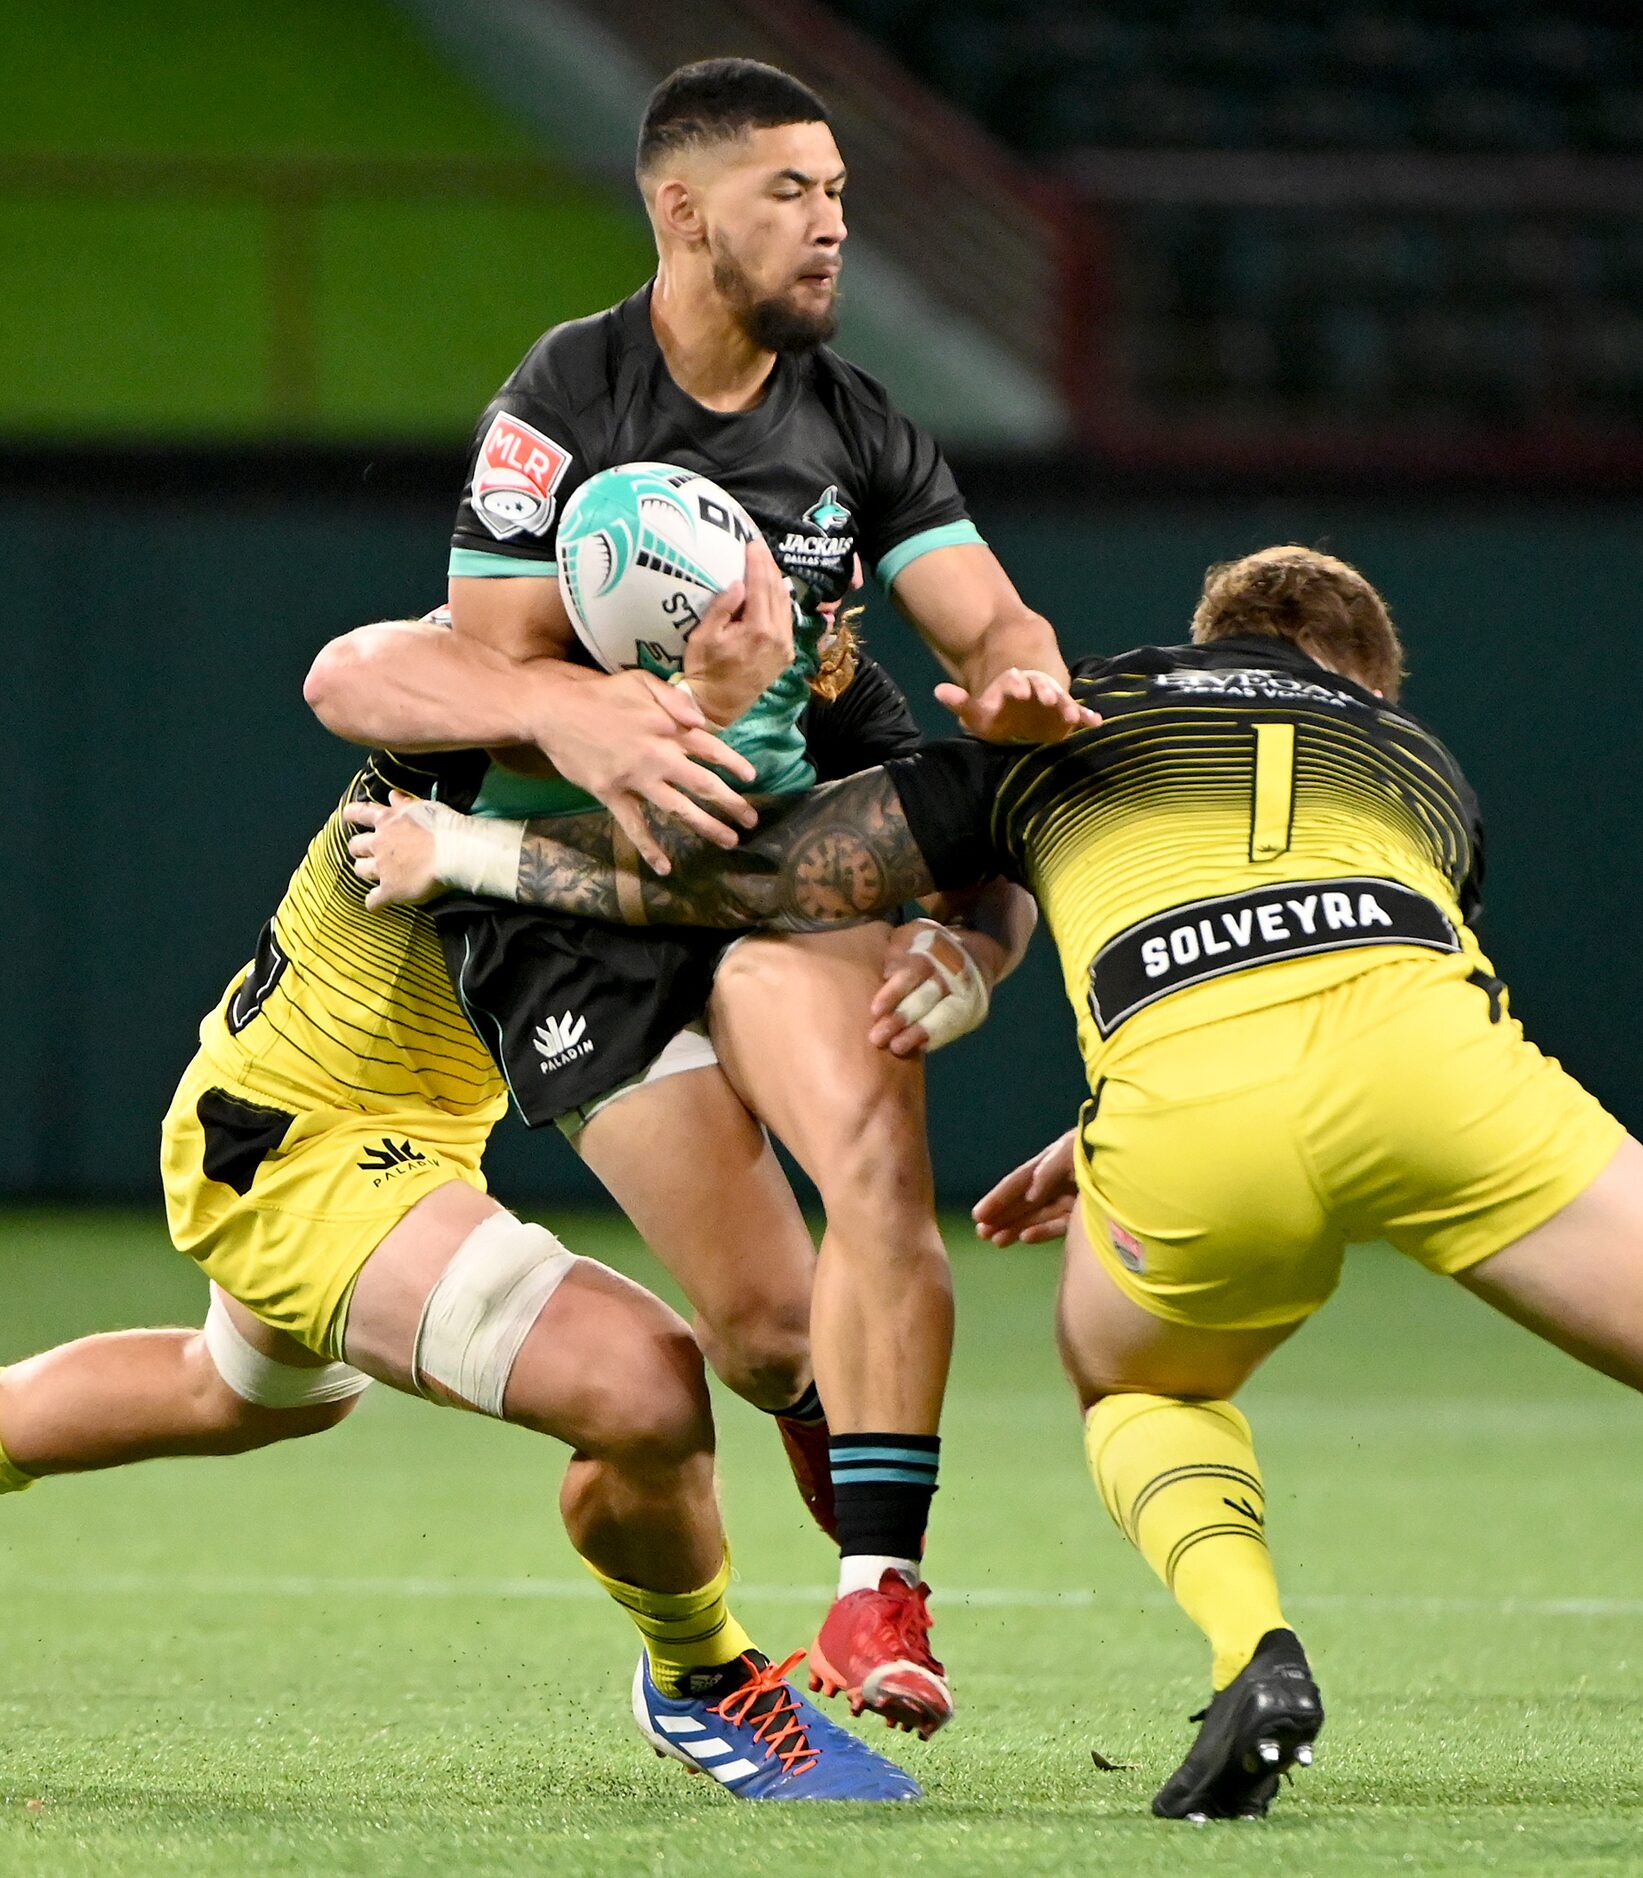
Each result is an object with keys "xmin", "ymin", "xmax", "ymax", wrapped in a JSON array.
[
  {"xmin": 775, "ymin": 1412, "xmax": 839, "ymax": 1542},
  {"xmin": 808, "ymin": 1570, "xmax": 952, "ymax": 1739}
]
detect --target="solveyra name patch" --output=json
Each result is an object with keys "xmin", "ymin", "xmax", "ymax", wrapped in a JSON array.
[{"xmin": 1087, "ymin": 876, "xmax": 1459, "ymax": 1037}]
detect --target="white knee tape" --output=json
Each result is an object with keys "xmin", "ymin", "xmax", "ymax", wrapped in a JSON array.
[
  {"xmin": 203, "ymin": 1285, "xmax": 373, "ymax": 1408},
  {"xmin": 413, "ymin": 1212, "xmax": 579, "ymax": 1418}
]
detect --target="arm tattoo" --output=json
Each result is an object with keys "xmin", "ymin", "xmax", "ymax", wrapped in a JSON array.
[{"xmin": 513, "ymin": 769, "xmax": 936, "ymax": 929}]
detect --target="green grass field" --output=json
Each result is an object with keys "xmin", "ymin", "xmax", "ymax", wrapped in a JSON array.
[{"xmin": 4, "ymin": 1209, "xmax": 1643, "ymax": 1875}]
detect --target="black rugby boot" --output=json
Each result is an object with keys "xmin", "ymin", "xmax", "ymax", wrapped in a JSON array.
[{"xmin": 1152, "ymin": 1627, "xmax": 1322, "ymax": 1820}]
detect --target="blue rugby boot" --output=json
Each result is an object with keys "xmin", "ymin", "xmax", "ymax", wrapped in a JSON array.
[{"xmin": 633, "ymin": 1649, "xmax": 923, "ymax": 1801}]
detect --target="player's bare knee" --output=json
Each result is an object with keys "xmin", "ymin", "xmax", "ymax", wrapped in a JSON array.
[
  {"xmin": 412, "ymin": 1216, "xmax": 714, "ymax": 1463},
  {"xmin": 815, "ymin": 1097, "xmax": 940, "ymax": 1247},
  {"xmin": 693, "ymin": 1296, "xmax": 810, "ymax": 1409},
  {"xmin": 578, "ymin": 1313, "xmax": 715, "ymax": 1471}
]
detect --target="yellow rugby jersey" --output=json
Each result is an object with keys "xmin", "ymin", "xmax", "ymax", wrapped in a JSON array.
[
  {"xmin": 198, "ymin": 746, "xmax": 506, "ymax": 1121},
  {"xmin": 892, "ymin": 636, "xmax": 1491, "ymax": 1083}
]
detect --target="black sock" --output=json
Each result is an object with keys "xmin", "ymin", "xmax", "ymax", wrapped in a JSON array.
[
  {"xmin": 830, "ymin": 1433, "xmax": 940, "ymax": 1560},
  {"xmin": 768, "ymin": 1380, "xmax": 827, "ymax": 1425}
]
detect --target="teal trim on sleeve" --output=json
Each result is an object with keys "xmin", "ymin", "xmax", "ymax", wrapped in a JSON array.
[
  {"xmin": 448, "ymin": 547, "xmax": 556, "ymax": 579},
  {"xmin": 875, "ymin": 519, "xmax": 986, "ymax": 590}
]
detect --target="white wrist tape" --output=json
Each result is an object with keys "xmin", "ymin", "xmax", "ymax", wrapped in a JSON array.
[
  {"xmin": 894, "ymin": 923, "xmax": 991, "ymax": 1053},
  {"xmin": 422, "ymin": 798, "xmax": 525, "ymax": 900}
]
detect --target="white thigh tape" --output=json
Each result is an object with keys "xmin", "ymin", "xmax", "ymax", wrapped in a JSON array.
[
  {"xmin": 204, "ymin": 1285, "xmax": 373, "ymax": 1408},
  {"xmin": 413, "ymin": 1212, "xmax": 578, "ymax": 1417},
  {"xmin": 424, "ymin": 799, "xmax": 524, "ymax": 901},
  {"xmin": 894, "ymin": 924, "xmax": 990, "ymax": 1053}
]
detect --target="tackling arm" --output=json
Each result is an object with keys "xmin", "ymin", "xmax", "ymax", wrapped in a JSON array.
[
  {"xmin": 304, "ymin": 618, "xmax": 596, "ymax": 753},
  {"xmin": 923, "ymin": 878, "xmax": 1036, "ymax": 983},
  {"xmin": 346, "ymin": 767, "xmax": 940, "ymax": 931},
  {"xmin": 304, "ymin": 611, "xmax": 767, "ymax": 870},
  {"xmin": 515, "ymin": 767, "xmax": 937, "ymax": 929}
]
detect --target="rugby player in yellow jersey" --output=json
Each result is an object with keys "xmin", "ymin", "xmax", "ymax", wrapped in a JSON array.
[
  {"xmin": 352, "ymin": 545, "xmax": 1634, "ymax": 1820},
  {"xmin": 0, "ymin": 579, "xmax": 923, "ymax": 1802}
]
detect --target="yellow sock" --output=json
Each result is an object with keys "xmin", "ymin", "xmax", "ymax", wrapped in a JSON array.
[
  {"xmin": 1086, "ymin": 1394, "xmax": 1287, "ymax": 1688},
  {"xmin": 582, "ymin": 1550, "xmax": 755, "ymax": 1696},
  {"xmin": 0, "ymin": 1376, "xmax": 36, "ymax": 1495}
]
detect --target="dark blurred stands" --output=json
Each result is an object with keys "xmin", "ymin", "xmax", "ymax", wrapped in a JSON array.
[
  {"xmin": 831, "ymin": 3, "xmax": 1641, "ymax": 158},
  {"xmin": 825, "ymin": 1, "xmax": 1643, "ymax": 471}
]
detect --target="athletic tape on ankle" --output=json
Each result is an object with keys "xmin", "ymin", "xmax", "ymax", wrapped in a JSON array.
[
  {"xmin": 204, "ymin": 1286, "xmax": 373, "ymax": 1407},
  {"xmin": 425, "ymin": 799, "xmax": 525, "ymax": 900},
  {"xmin": 413, "ymin": 1212, "xmax": 578, "ymax": 1417}
]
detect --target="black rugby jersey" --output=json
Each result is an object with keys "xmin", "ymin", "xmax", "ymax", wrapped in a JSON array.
[
  {"xmin": 889, "ymin": 635, "xmax": 1491, "ymax": 1080},
  {"xmin": 449, "ymin": 284, "xmax": 979, "ymax": 612}
]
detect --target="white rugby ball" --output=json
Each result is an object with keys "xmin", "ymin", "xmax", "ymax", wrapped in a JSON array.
[{"xmin": 556, "ymin": 462, "xmax": 757, "ymax": 675}]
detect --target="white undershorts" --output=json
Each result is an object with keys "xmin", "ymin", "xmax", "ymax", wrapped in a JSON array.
[{"xmin": 553, "ymin": 1020, "xmax": 719, "ymax": 1140}]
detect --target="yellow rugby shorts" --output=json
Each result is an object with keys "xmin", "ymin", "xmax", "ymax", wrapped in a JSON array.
[
  {"xmin": 1075, "ymin": 952, "xmax": 1626, "ymax": 1331},
  {"xmin": 161, "ymin": 1049, "xmax": 490, "ymax": 1359}
]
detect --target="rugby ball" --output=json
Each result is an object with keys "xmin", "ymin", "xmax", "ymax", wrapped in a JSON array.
[{"xmin": 556, "ymin": 462, "xmax": 758, "ymax": 675}]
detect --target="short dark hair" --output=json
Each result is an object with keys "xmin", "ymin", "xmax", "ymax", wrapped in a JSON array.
[{"xmin": 636, "ymin": 58, "xmax": 830, "ymax": 179}]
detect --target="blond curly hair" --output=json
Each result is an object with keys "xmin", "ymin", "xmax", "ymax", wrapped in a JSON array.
[
  {"xmin": 809, "ymin": 604, "xmax": 863, "ymax": 702},
  {"xmin": 1191, "ymin": 545, "xmax": 1405, "ymax": 700}
]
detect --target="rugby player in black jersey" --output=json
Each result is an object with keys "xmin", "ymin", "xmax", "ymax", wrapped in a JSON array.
[
  {"xmin": 306, "ymin": 56, "xmax": 1076, "ymax": 1736},
  {"xmin": 352, "ymin": 545, "xmax": 1636, "ymax": 1821}
]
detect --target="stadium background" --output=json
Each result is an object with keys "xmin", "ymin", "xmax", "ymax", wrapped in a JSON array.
[{"xmin": 5, "ymin": 0, "xmax": 1639, "ymax": 1205}]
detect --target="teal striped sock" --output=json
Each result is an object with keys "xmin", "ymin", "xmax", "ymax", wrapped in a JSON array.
[{"xmin": 831, "ymin": 1433, "xmax": 940, "ymax": 1561}]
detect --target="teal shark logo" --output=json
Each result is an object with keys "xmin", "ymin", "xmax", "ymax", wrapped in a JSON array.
[{"xmin": 804, "ymin": 485, "xmax": 851, "ymax": 533}]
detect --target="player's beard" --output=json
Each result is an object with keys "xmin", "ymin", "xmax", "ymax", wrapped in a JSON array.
[{"xmin": 711, "ymin": 243, "xmax": 838, "ymax": 352}]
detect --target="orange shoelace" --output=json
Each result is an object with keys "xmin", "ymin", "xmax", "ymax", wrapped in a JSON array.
[
  {"xmin": 869, "ymin": 1579, "xmax": 939, "ymax": 1668},
  {"xmin": 710, "ymin": 1651, "xmax": 820, "ymax": 1777}
]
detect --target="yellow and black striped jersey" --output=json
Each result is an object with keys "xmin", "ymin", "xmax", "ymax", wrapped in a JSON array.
[
  {"xmin": 891, "ymin": 636, "xmax": 1491, "ymax": 1082},
  {"xmin": 197, "ymin": 747, "xmax": 507, "ymax": 1121}
]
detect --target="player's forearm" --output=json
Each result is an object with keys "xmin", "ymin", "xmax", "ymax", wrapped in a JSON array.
[
  {"xmin": 303, "ymin": 621, "xmax": 579, "ymax": 752},
  {"xmin": 954, "ymin": 607, "xmax": 1070, "ymax": 693},
  {"xmin": 506, "ymin": 769, "xmax": 937, "ymax": 931}
]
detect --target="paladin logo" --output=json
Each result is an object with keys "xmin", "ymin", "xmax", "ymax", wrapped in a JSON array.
[
  {"xmin": 534, "ymin": 1010, "xmax": 594, "ymax": 1073},
  {"xmin": 357, "ymin": 1138, "xmax": 430, "ymax": 1186},
  {"xmin": 804, "ymin": 485, "xmax": 851, "ymax": 533}
]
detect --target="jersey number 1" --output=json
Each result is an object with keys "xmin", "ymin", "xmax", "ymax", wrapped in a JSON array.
[{"xmin": 1249, "ymin": 723, "xmax": 1295, "ymax": 862}]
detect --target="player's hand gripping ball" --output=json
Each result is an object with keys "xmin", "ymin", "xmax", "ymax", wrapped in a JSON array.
[{"xmin": 557, "ymin": 462, "xmax": 763, "ymax": 676}]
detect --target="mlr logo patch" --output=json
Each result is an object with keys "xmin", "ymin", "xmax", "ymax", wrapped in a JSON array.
[
  {"xmin": 1108, "ymin": 1220, "xmax": 1146, "ymax": 1274},
  {"xmin": 471, "ymin": 410, "xmax": 571, "ymax": 540}
]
